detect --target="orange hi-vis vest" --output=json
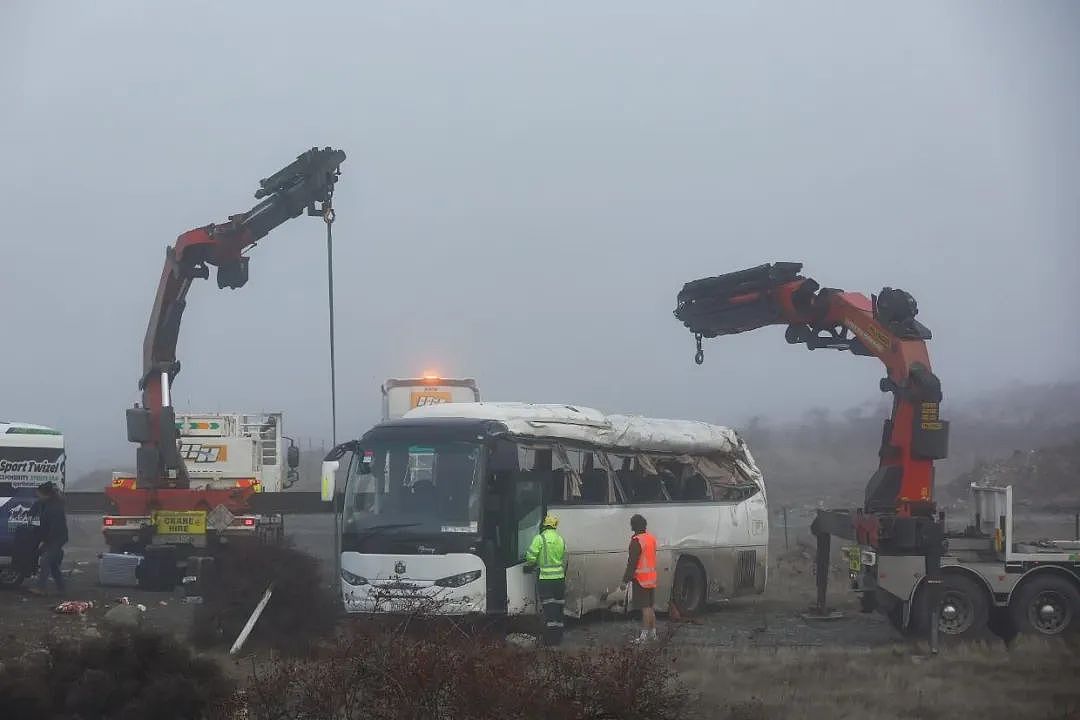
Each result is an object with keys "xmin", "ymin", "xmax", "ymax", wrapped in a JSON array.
[{"xmin": 633, "ymin": 531, "xmax": 658, "ymax": 589}]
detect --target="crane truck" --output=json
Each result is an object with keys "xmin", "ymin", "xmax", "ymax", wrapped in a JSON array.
[
  {"xmin": 103, "ymin": 147, "xmax": 345, "ymax": 560},
  {"xmin": 674, "ymin": 262, "xmax": 1080, "ymax": 642}
]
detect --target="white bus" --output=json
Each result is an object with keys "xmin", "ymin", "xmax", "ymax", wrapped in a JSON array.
[
  {"xmin": 324, "ymin": 403, "xmax": 767, "ymax": 618},
  {"xmin": 1, "ymin": 421, "xmax": 65, "ymax": 586}
]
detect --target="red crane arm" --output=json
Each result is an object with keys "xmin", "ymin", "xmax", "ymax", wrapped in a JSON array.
[
  {"xmin": 674, "ymin": 262, "xmax": 949, "ymax": 519},
  {"xmin": 128, "ymin": 147, "xmax": 345, "ymax": 491}
]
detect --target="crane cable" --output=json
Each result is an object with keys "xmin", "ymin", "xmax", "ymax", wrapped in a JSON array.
[
  {"xmin": 323, "ymin": 191, "xmax": 342, "ymax": 589},
  {"xmin": 324, "ymin": 196, "xmax": 338, "ymax": 448}
]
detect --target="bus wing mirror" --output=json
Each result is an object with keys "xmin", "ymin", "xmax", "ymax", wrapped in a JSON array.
[
  {"xmin": 287, "ymin": 445, "xmax": 300, "ymax": 470},
  {"xmin": 321, "ymin": 460, "xmax": 339, "ymax": 502}
]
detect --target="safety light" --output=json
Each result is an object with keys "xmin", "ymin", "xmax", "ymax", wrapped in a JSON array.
[
  {"xmin": 104, "ymin": 518, "xmax": 115, "ymax": 526},
  {"xmin": 242, "ymin": 518, "xmax": 256, "ymax": 526}
]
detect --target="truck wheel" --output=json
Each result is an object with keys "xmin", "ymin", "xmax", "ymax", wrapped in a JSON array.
[
  {"xmin": 1010, "ymin": 575, "xmax": 1079, "ymax": 636},
  {"xmin": 912, "ymin": 573, "xmax": 989, "ymax": 640},
  {"xmin": 671, "ymin": 558, "xmax": 706, "ymax": 616}
]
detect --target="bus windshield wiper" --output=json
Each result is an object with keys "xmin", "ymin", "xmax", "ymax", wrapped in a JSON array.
[{"xmin": 355, "ymin": 522, "xmax": 422, "ymax": 538}]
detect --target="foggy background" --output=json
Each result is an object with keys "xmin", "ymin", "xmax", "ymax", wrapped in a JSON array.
[{"xmin": 2, "ymin": 2, "xmax": 1078, "ymax": 481}]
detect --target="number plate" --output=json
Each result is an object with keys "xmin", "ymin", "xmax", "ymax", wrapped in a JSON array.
[{"xmin": 152, "ymin": 511, "xmax": 207, "ymax": 535}]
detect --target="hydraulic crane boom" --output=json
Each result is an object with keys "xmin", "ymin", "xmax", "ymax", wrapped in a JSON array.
[
  {"xmin": 673, "ymin": 262, "xmax": 949, "ymax": 521},
  {"xmin": 126, "ymin": 147, "xmax": 346, "ymax": 491}
]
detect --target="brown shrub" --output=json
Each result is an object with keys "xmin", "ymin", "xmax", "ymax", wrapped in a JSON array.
[
  {"xmin": 0, "ymin": 628, "xmax": 234, "ymax": 720},
  {"xmin": 190, "ymin": 542, "xmax": 338, "ymax": 654},
  {"xmin": 242, "ymin": 620, "xmax": 693, "ymax": 720}
]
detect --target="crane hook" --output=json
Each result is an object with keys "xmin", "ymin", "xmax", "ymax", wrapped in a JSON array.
[{"xmin": 694, "ymin": 334, "xmax": 704, "ymax": 365}]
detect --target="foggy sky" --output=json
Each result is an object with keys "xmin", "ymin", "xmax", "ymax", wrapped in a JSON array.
[{"xmin": 2, "ymin": 2, "xmax": 1079, "ymax": 478}]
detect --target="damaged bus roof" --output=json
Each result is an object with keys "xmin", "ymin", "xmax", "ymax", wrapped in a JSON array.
[{"xmin": 402, "ymin": 402, "xmax": 753, "ymax": 458}]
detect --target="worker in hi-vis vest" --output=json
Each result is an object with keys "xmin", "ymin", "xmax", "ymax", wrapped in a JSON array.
[
  {"xmin": 525, "ymin": 514, "xmax": 567, "ymax": 645},
  {"xmin": 620, "ymin": 513, "xmax": 658, "ymax": 642}
]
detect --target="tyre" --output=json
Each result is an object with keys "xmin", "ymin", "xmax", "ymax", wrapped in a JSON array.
[
  {"xmin": 1010, "ymin": 575, "xmax": 1080, "ymax": 637},
  {"xmin": 0, "ymin": 566, "xmax": 27, "ymax": 588},
  {"xmin": 671, "ymin": 559, "xmax": 706, "ymax": 616},
  {"xmin": 911, "ymin": 573, "xmax": 990, "ymax": 640}
]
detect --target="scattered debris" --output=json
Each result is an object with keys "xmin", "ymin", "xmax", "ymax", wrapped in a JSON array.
[
  {"xmin": 54, "ymin": 600, "xmax": 93, "ymax": 615},
  {"xmin": 800, "ymin": 608, "xmax": 846, "ymax": 622},
  {"xmin": 505, "ymin": 632, "xmax": 538, "ymax": 648}
]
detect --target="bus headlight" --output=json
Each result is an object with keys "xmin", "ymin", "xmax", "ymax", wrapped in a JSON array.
[
  {"xmin": 340, "ymin": 569, "xmax": 369, "ymax": 586},
  {"xmin": 433, "ymin": 570, "xmax": 481, "ymax": 588}
]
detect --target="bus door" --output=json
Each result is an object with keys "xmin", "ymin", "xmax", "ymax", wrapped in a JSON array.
[{"xmin": 484, "ymin": 442, "xmax": 545, "ymax": 616}]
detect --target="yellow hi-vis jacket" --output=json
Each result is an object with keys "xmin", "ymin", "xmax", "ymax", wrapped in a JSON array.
[{"xmin": 525, "ymin": 528, "xmax": 566, "ymax": 580}]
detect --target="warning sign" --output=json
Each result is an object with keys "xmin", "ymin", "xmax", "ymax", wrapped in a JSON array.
[{"xmin": 153, "ymin": 511, "xmax": 207, "ymax": 535}]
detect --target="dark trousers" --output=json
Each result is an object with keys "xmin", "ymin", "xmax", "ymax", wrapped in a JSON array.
[
  {"xmin": 538, "ymin": 578, "xmax": 565, "ymax": 646},
  {"xmin": 37, "ymin": 543, "xmax": 65, "ymax": 592}
]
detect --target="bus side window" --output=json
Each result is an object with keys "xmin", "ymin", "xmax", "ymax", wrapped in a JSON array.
[
  {"xmin": 657, "ymin": 462, "xmax": 682, "ymax": 501},
  {"xmin": 683, "ymin": 472, "xmax": 710, "ymax": 501},
  {"xmin": 624, "ymin": 458, "xmax": 668, "ymax": 504},
  {"xmin": 579, "ymin": 468, "xmax": 610, "ymax": 503},
  {"xmin": 549, "ymin": 469, "xmax": 568, "ymax": 504},
  {"xmin": 552, "ymin": 446, "xmax": 584, "ymax": 504}
]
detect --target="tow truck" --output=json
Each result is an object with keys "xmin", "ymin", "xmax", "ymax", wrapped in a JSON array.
[
  {"xmin": 674, "ymin": 262, "xmax": 1080, "ymax": 641},
  {"xmin": 104, "ymin": 147, "xmax": 345, "ymax": 557}
]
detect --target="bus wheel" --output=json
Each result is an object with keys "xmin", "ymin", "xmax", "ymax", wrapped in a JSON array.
[
  {"xmin": 1010, "ymin": 575, "xmax": 1079, "ymax": 636},
  {"xmin": 672, "ymin": 559, "xmax": 706, "ymax": 616}
]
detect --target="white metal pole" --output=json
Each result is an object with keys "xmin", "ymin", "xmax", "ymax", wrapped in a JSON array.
[{"xmin": 229, "ymin": 584, "xmax": 274, "ymax": 655}]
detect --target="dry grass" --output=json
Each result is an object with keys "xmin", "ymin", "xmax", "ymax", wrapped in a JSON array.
[{"xmin": 676, "ymin": 635, "xmax": 1080, "ymax": 720}]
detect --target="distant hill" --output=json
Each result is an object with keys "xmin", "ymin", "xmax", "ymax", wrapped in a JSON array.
[
  {"xmin": 944, "ymin": 440, "xmax": 1080, "ymax": 512},
  {"xmin": 739, "ymin": 383, "xmax": 1080, "ymax": 511}
]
